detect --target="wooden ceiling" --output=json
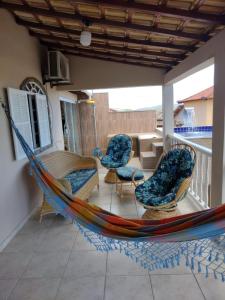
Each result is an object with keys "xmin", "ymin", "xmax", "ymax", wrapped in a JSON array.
[{"xmin": 1, "ymin": 0, "xmax": 225, "ymax": 70}]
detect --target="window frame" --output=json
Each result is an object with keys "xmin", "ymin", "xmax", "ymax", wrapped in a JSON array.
[
  {"xmin": 7, "ymin": 87, "xmax": 52, "ymax": 160},
  {"xmin": 27, "ymin": 91, "xmax": 52, "ymax": 155}
]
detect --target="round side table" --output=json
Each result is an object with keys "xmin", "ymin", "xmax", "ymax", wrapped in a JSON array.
[{"xmin": 116, "ymin": 166, "xmax": 144, "ymax": 198}]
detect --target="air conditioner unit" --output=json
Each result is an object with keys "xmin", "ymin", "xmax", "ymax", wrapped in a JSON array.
[{"xmin": 45, "ymin": 51, "xmax": 70, "ymax": 83}]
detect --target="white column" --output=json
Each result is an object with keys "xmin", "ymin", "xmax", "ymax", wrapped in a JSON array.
[
  {"xmin": 211, "ymin": 52, "xmax": 225, "ymax": 206},
  {"xmin": 162, "ymin": 84, "xmax": 174, "ymax": 151}
]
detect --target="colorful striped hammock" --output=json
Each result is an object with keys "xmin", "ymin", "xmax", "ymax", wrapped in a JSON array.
[{"xmin": 3, "ymin": 103, "xmax": 225, "ymax": 281}]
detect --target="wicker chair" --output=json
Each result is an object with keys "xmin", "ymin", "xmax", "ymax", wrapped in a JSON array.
[
  {"xmin": 93, "ymin": 134, "xmax": 133, "ymax": 183},
  {"xmin": 39, "ymin": 151, "xmax": 99, "ymax": 222},
  {"xmin": 134, "ymin": 144, "xmax": 196, "ymax": 211}
]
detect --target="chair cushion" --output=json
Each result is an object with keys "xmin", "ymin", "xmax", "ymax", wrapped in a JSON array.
[
  {"xmin": 135, "ymin": 148, "xmax": 194, "ymax": 207},
  {"xmin": 101, "ymin": 155, "xmax": 124, "ymax": 169},
  {"xmin": 116, "ymin": 167, "xmax": 144, "ymax": 181},
  {"xmin": 65, "ymin": 168, "xmax": 97, "ymax": 194},
  {"xmin": 100, "ymin": 134, "xmax": 132, "ymax": 169}
]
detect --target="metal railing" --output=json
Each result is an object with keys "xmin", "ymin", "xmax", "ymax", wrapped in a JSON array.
[{"xmin": 167, "ymin": 133, "xmax": 212, "ymax": 209}]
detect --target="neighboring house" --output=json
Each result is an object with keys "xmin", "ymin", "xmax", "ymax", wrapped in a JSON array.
[
  {"xmin": 176, "ymin": 86, "xmax": 213, "ymax": 126},
  {"xmin": 157, "ymin": 104, "xmax": 184, "ymax": 127}
]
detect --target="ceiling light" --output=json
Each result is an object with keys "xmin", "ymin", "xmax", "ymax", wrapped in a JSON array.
[{"xmin": 80, "ymin": 30, "xmax": 92, "ymax": 47}]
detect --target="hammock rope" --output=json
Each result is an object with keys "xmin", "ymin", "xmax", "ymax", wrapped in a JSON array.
[{"xmin": 2, "ymin": 102, "xmax": 225, "ymax": 281}]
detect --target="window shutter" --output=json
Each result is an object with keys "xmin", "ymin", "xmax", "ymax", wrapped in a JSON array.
[
  {"xmin": 7, "ymin": 88, "xmax": 33, "ymax": 160},
  {"xmin": 35, "ymin": 94, "xmax": 51, "ymax": 148}
]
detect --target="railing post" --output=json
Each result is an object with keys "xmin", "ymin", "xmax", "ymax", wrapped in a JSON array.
[
  {"xmin": 162, "ymin": 84, "xmax": 174, "ymax": 151},
  {"xmin": 211, "ymin": 53, "xmax": 225, "ymax": 207}
]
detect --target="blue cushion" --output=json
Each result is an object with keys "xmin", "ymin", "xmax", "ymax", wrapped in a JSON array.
[
  {"xmin": 93, "ymin": 134, "xmax": 132, "ymax": 169},
  {"xmin": 65, "ymin": 169, "xmax": 97, "ymax": 194},
  {"xmin": 116, "ymin": 167, "xmax": 144, "ymax": 181},
  {"xmin": 101, "ymin": 155, "xmax": 124, "ymax": 168},
  {"xmin": 135, "ymin": 148, "xmax": 194, "ymax": 207}
]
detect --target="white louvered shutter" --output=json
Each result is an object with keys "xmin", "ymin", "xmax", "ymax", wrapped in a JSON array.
[
  {"xmin": 35, "ymin": 94, "xmax": 51, "ymax": 148},
  {"xmin": 7, "ymin": 88, "xmax": 33, "ymax": 160}
]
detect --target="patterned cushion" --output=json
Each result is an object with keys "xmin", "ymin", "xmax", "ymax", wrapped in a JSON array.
[
  {"xmin": 65, "ymin": 169, "xmax": 97, "ymax": 194},
  {"xmin": 93, "ymin": 134, "xmax": 132, "ymax": 169},
  {"xmin": 116, "ymin": 167, "xmax": 144, "ymax": 181},
  {"xmin": 135, "ymin": 148, "xmax": 194, "ymax": 207}
]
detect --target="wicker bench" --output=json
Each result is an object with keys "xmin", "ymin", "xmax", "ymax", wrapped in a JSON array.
[{"xmin": 39, "ymin": 150, "xmax": 99, "ymax": 222}]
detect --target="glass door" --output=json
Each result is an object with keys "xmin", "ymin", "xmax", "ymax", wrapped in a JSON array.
[{"xmin": 60, "ymin": 100, "xmax": 81, "ymax": 154}]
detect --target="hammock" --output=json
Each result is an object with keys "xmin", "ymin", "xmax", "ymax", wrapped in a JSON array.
[{"xmin": 3, "ymin": 103, "xmax": 225, "ymax": 281}]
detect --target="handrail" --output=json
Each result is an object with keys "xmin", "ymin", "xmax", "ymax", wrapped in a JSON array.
[
  {"xmin": 167, "ymin": 133, "xmax": 212, "ymax": 156},
  {"xmin": 167, "ymin": 133, "xmax": 212, "ymax": 209}
]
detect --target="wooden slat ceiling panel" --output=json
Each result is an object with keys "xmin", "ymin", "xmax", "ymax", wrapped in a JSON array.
[{"xmin": 1, "ymin": 0, "xmax": 225, "ymax": 70}]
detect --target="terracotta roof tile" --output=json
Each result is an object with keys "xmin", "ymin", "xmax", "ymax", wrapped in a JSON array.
[{"xmin": 177, "ymin": 86, "xmax": 214, "ymax": 103}]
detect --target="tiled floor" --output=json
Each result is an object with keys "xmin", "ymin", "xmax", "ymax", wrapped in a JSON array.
[{"xmin": 1, "ymin": 159, "xmax": 225, "ymax": 300}]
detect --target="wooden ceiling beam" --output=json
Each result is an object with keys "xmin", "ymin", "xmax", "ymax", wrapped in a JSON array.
[
  {"xmin": 69, "ymin": 0, "xmax": 225, "ymax": 25},
  {"xmin": 29, "ymin": 31, "xmax": 183, "ymax": 64},
  {"xmin": 65, "ymin": 52, "xmax": 169, "ymax": 69},
  {"xmin": 0, "ymin": 2, "xmax": 210, "ymax": 41},
  {"xmin": 38, "ymin": 38, "xmax": 176, "ymax": 66},
  {"xmin": 16, "ymin": 18, "xmax": 193, "ymax": 52},
  {"xmin": 46, "ymin": 42, "xmax": 170, "ymax": 66},
  {"xmin": 42, "ymin": 44, "xmax": 169, "ymax": 70}
]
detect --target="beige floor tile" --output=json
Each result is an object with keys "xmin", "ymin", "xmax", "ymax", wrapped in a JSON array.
[
  {"xmin": 22, "ymin": 251, "xmax": 70, "ymax": 279},
  {"xmin": 18, "ymin": 217, "xmax": 53, "ymax": 235},
  {"xmin": 90, "ymin": 188, "xmax": 112, "ymax": 199},
  {"xmin": 3, "ymin": 233, "xmax": 42, "ymax": 253},
  {"xmin": 46, "ymin": 223, "xmax": 77, "ymax": 235},
  {"xmin": 0, "ymin": 252, "xmax": 32, "ymax": 279},
  {"xmin": 105, "ymin": 275, "xmax": 153, "ymax": 300},
  {"xmin": 110, "ymin": 202, "xmax": 138, "ymax": 217},
  {"xmin": 0, "ymin": 279, "xmax": 17, "ymax": 300},
  {"xmin": 8, "ymin": 278, "xmax": 60, "ymax": 300},
  {"xmin": 195, "ymin": 274, "xmax": 225, "ymax": 300},
  {"xmin": 89, "ymin": 196, "xmax": 111, "ymax": 206},
  {"xmin": 151, "ymin": 274, "xmax": 205, "ymax": 300},
  {"xmin": 56, "ymin": 276, "xmax": 105, "ymax": 300},
  {"xmin": 107, "ymin": 251, "xmax": 148, "ymax": 275},
  {"xmin": 110, "ymin": 192, "xmax": 138, "ymax": 216},
  {"xmin": 36, "ymin": 226, "xmax": 76, "ymax": 252},
  {"xmin": 63, "ymin": 250, "xmax": 107, "ymax": 278},
  {"xmin": 73, "ymin": 232, "xmax": 97, "ymax": 251}
]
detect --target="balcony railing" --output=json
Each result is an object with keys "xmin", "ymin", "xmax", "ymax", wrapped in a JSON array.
[{"xmin": 167, "ymin": 133, "xmax": 212, "ymax": 209}]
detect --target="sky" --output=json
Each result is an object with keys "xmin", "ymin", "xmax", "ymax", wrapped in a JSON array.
[
  {"xmin": 89, "ymin": 64, "xmax": 214, "ymax": 110},
  {"xmin": 173, "ymin": 64, "xmax": 214, "ymax": 103}
]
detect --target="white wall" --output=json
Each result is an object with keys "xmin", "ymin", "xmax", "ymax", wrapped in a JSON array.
[
  {"xmin": 58, "ymin": 55, "xmax": 165, "ymax": 90},
  {"xmin": 0, "ymin": 10, "xmax": 76, "ymax": 249}
]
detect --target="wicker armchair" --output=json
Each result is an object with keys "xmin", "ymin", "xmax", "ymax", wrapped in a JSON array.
[
  {"xmin": 135, "ymin": 144, "xmax": 196, "ymax": 211},
  {"xmin": 39, "ymin": 151, "xmax": 99, "ymax": 222},
  {"xmin": 93, "ymin": 134, "xmax": 133, "ymax": 183}
]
